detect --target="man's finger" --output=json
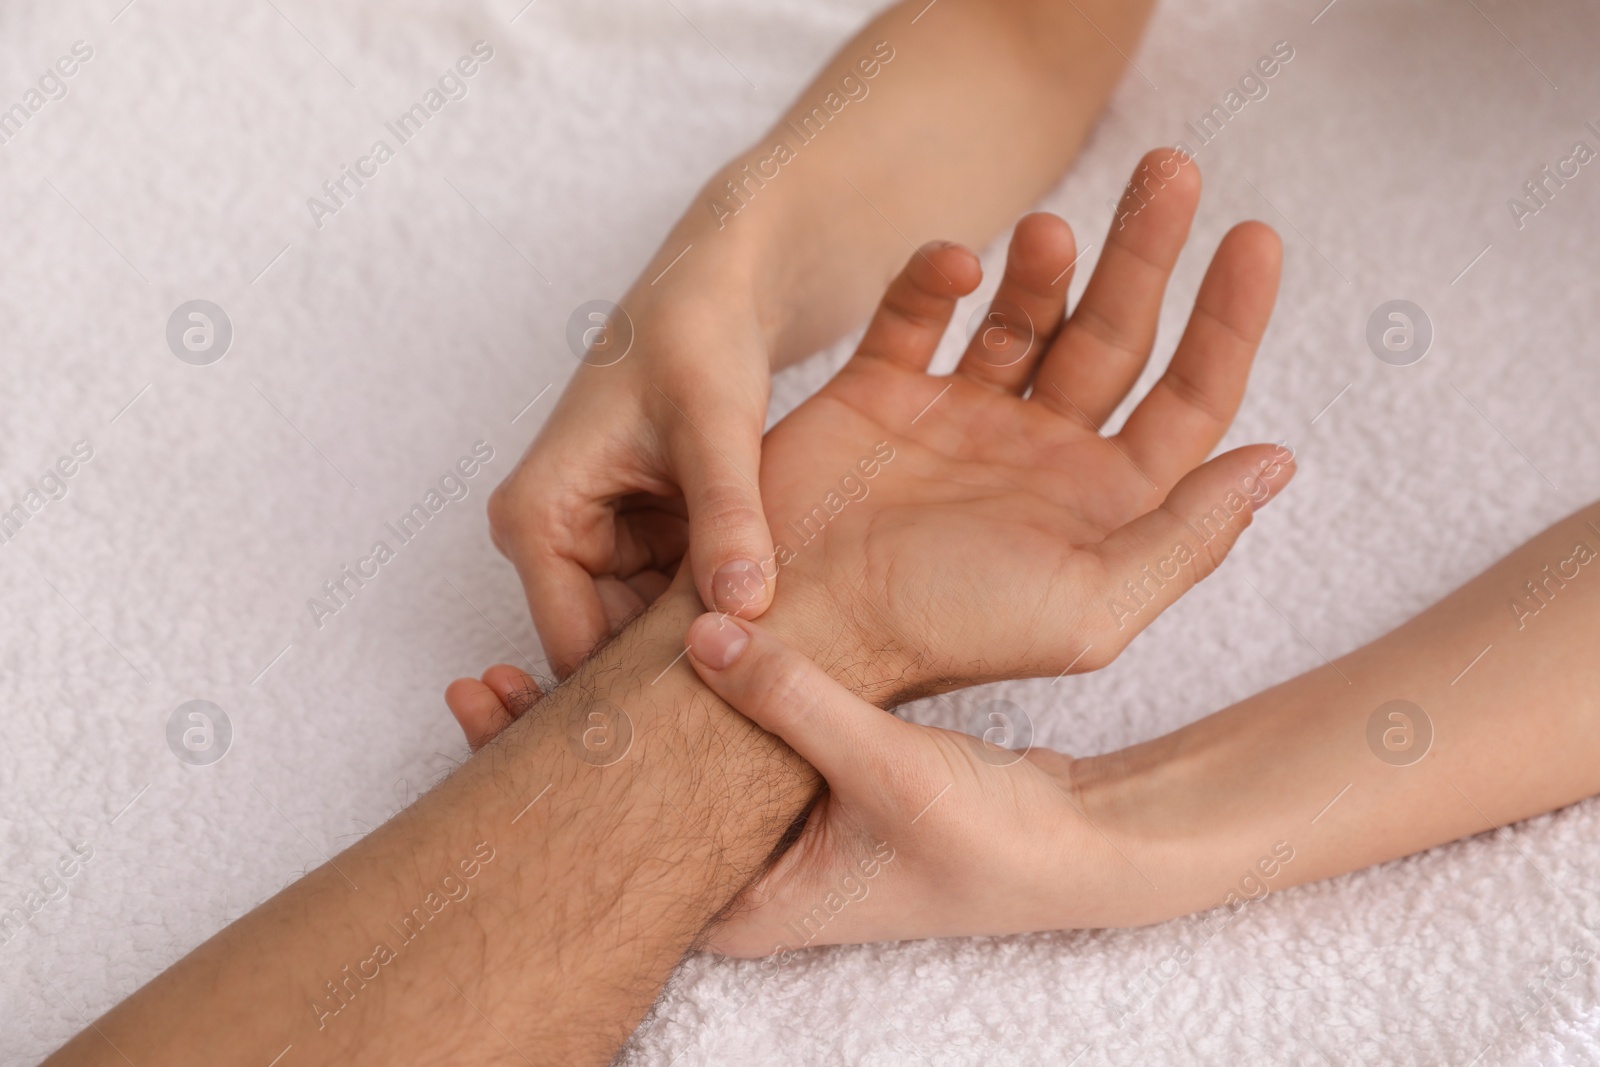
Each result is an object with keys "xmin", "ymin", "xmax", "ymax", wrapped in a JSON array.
[
  {"xmin": 611, "ymin": 506, "xmax": 689, "ymax": 579},
  {"xmin": 1032, "ymin": 148, "xmax": 1201, "ymax": 428},
  {"xmin": 953, "ymin": 212, "xmax": 1074, "ymax": 393},
  {"xmin": 446, "ymin": 666, "xmax": 543, "ymax": 751},
  {"xmin": 596, "ymin": 576, "xmax": 649, "ymax": 633},
  {"xmin": 1116, "ymin": 221, "xmax": 1283, "ymax": 487},
  {"xmin": 1088, "ymin": 443, "xmax": 1296, "ymax": 649},
  {"xmin": 481, "ymin": 663, "xmax": 542, "ymax": 708},
  {"xmin": 684, "ymin": 614, "xmax": 913, "ymax": 789},
  {"xmin": 520, "ymin": 553, "xmax": 611, "ymax": 678},
  {"xmin": 853, "ymin": 241, "xmax": 983, "ymax": 372},
  {"xmin": 664, "ymin": 415, "xmax": 778, "ymax": 617}
]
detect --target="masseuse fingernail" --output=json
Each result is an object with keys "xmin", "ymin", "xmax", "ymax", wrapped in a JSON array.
[
  {"xmin": 688, "ymin": 613, "xmax": 750, "ymax": 670},
  {"xmin": 712, "ymin": 559, "xmax": 766, "ymax": 614}
]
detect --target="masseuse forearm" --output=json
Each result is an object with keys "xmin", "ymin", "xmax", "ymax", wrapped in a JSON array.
[
  {"xmin": 49, "ymin": 586, "xmax": 817, "ymax": 1067},
  {"xmin": 1097, "ymin": 501, "xmax": 1600, "ymax": 920},
  {"xmin": 651, "ymin": 0, "xmax": 1155, "ymax": 368}
]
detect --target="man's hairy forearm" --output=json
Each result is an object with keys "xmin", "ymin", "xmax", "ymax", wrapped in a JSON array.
[
  {"xmin": 649, "ymin": 0, "xmax": 1155, "ymax": 367},
  {"xmin": 49, "ymin": 585, "xmax": 817, "ymax": 1067}
]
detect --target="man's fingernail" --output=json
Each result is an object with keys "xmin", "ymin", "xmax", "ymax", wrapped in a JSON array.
[
  {"xmin": 688, "ymin": 613, "xmax": 750, "ymax": 670},
  {"xmin": 712, "ymin": 559, "xmax": 767, "ymax": 615}
]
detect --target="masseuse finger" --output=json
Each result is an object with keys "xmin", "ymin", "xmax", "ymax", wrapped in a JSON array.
[
  {"xmin": 685, "ymin": 614, "xmax": 916, "ymax": 790},
  {"xmin": 854, "ymin": 241, "xmax": 982, "ymax": 372},
  {"xmin": 489, "ymin": 464, "xmax": 613, "ymax": 678},
  {"xmin": 1116, "ymin": 222, "xmax": 1282, "ymax": 488},
  {"xmin": 1084, "ymin": 443, "xmax": 1295, "ymax": 657},
  {"xmin": 593, "ymin": 569, "xmax": 675, "ymax": 632},
  {"xmin": 609, "ymin": 502, "xmax": 688, "ymax": 579},
  {"xmin": 953, "ymin": 213, "xmax": 1074, "ymax": 393},
  {"xmin": 515, "ymin": 548, "xmax": 609, "ymax": 679},
  {"xmin": 662, "ymin": 406, "xmax": 777, "ymax": 619},
  {"xmin": 1032, "ymin": 148, "xmax": 1201, "ymax": 428}
]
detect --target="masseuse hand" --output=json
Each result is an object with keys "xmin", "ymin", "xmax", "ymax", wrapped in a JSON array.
[
  {"xmin": 680, "ymin": 613, "xmax": 1161, "ymax": 955},
  {"xmin": 487, "ymin": 252, "xmax": 779, "ymax": 678}
]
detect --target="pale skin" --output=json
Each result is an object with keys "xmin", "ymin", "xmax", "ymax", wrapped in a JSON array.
[{"xmin": 49, "ymin": 153, "xmax": 1292, "ymax": 1066}]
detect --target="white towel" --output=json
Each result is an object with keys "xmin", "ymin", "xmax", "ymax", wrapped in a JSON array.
[{"xmin": 3, "ymin": 0, "xmax": 1598, "ymax": 1063}]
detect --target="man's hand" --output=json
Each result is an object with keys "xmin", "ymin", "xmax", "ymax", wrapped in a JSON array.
[
  {"xmin": 751, "ymin": 148, "xmax": 1293, "ymax": 700},
  {"xmin": 454, "ymin": 148, "xmax": 1293, "ymax": 712}
]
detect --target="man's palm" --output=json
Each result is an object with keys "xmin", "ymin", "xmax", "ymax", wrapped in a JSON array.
[{"xmin": 756, "ymin": 157, "xmax": 1292, "ymax": 699}]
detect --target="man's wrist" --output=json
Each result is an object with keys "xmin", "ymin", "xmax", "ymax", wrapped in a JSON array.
[
  {"xmin": 757, "ymin": 579, "xmax": 928, "ymax": 707},
  {"xmin": 552, "ymin": 577, "xmax": 820, "ymax": 869}
]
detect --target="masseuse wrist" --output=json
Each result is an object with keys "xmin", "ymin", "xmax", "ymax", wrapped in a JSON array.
[
  {"xmin": 1050, "ymin": 743, "xmax": 1175, "ymax": 925},
  {"xmin": 625, "ymin": 170, "xmax": 794, "ymax": 365},
  {"xmin": 658, "ymin": 148, "xmax": 873, "ymax": 371},
  {"xmin": 1065, "ymin": 712, "xmax": 1298, "ymax": 926}
]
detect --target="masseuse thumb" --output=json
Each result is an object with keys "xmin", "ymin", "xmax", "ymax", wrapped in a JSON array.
[
  {"xmin": 685, "ymin": 614, "xmax": 906, "ymax": 788},
  {"xmin": 668, "ymin": 419, "xmax": 777, "ymax": 618}
]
